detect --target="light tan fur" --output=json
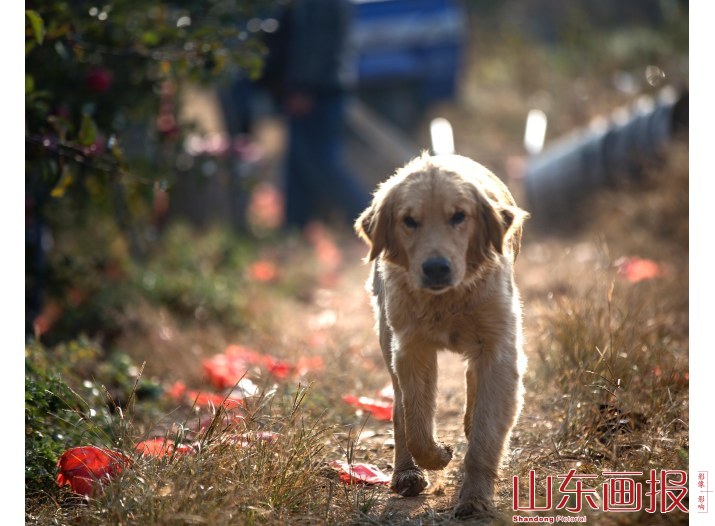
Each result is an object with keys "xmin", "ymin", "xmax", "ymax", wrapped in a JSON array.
[{"xmin": 355, "ymin": 152, "xmax": 528, "ymax": 518}]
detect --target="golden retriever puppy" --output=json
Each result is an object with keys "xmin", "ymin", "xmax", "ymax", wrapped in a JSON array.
[{"xmin": 355, "ymin": 152, "xmax": 528, "ymax": 518}]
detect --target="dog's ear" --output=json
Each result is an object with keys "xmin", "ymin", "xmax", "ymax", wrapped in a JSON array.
[
  {"xmin": 468, "ymin": 185, "xmax": 525, "ymax": 265},
  {"xmin": 355, "ymin": 201, "xmax": 382, "ymax": 261},
  {"xmin": 355, "ymin": 189, "xmax": 405, "ymax": 264},
  {"xmin": 483, "ymin": 205, "xmax": 512, "ymax": 255},
  {"xmin": 479, "ymin": 200, "xmax": 529, "ymax": 257}
]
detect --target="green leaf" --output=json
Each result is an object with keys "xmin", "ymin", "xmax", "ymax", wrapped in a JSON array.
[
  {"xmin": 78, "ymin": 115, "xmax": 98, "ymax": 146},
  {"xmin": 25, "ymin": 10, "xmax": 45, "ymax": 45},
  {"xmin": 141, "ymin": 31, "xmax": 160, "ymax": 47},
  {"xmin": 25, "ymin": 74, "xmax": 35, "ymax": 95}
]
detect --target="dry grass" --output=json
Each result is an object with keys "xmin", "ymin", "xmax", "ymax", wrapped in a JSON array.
[
  {"xmin": 26, "ymin": 383, "xmax": 387, "ymax": 526},
  {"xmin": 509, "ymin": 139, "xmax": 689, "ymax": 524}
]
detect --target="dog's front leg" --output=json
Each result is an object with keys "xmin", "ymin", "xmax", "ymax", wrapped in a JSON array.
[
  {"xmin": 455, "ymin": 345, "xmax": 522, "ymax": 518},
  {"xmin": 386, "ymin": 368, "xmax": 430, "ymax": 496},
  {"xmin": 393, "ymin": 340, "xmax": 453, "ymax": 471}
]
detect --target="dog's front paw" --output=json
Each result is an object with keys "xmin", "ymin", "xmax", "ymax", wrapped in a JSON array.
[
  {"xmin": 390, "ymin": 468, "xmax": 429, "ymax": 497},
  {"xmin": 409, "ymin": 441, "xmax": 453, "ymax": 471},
  {"xmin": 453, "ymin": 497, "xmax": 494, "ymax": 520}
]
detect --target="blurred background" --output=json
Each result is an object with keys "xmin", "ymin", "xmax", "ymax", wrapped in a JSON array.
[
  {"xmin": 25, "ymin": 0, "xmax": 689, "ymax": 374},
  {"xmin": 26, "ymin": 0, "xmax": 688, "ymax": 342}
]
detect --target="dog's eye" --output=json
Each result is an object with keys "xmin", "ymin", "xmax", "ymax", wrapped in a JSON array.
[
  {"xmin": 403, "ymin": 216, "xmax": 419, "ymax": 229},
  {"xmin": 450, "ymin": 211, "xmax": 466, "ymax": 226}
]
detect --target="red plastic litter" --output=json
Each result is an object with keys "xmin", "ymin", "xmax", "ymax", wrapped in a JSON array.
[
  {"xmin": 616, "ymin": 256, "xmax": 664, "ymax": 283},
  {"xmin": 342, "ymin": 394, "xmax": 393, "ymax": 421},
  {"xmin": 330, "ymin": 460, "xmax": 390, "ymax": 485},
  {"xmin": 56, "ymin": 446, "xmax": 132, "ymax": 497}
]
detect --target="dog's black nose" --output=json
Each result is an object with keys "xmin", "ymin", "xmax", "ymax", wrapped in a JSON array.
[{"xmin": 422, "ymin": 257, "xmax": 452, "ymax": 285}]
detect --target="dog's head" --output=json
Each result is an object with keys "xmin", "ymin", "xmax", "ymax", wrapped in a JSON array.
[{"xmin": 355, "ymin": 153, "xmax": 527, "ymax": 293}]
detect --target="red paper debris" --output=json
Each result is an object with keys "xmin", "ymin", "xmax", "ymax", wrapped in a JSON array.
[
  {"xmin": 616, "ymin": 257, "xmax": 664, "ymax": 283},
  {"xmin": 166, "ymin": 381, "xmax": 243, "ymax": 410},
  {"xmin": 135, "ymin": 437, "xmax": 195, "ymax": 458},
  {"xmin": 187, "ymin": 390, "xmax": 243, "ymax": 410},
  {"xmin": 330, "ymin": 460, "xmax": 390, "ymax": 485},
  {"xmin": 56, "ymin": 446, "xmax": 132, "ymax": 497},
  {"xmin": 202, "ymin": 345, "xmax": 256, "ymax": 389},
  {"xmin": 167, "ymin": 380, "xmax": 187, "ymax": 399},
  {"xmin": 203, "ymin": 345, "xmax": 324, "ymax": 388},
  {"xmin": 342, "ymin": 394, "xmax": 393, "ymax": 421},
  {"xmin": 267, "ymin": 359, "xmax": 293, "ymax": 379}
]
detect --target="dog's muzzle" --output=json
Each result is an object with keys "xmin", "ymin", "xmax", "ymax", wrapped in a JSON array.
[{"xmin": 421, "ymin": 256, "xmax": 452, "ymax": 290}]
